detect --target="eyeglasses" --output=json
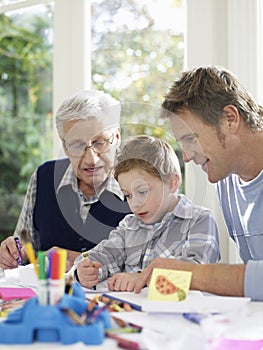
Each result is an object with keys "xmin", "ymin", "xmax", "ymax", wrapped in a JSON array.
[{"xmin": 63, "ymin": 134, "xmax": 115, "ymax": 157}]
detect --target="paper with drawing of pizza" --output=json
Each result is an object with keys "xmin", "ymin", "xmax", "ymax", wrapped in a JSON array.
[{"xmin": 147, "ymin": 268, "xmax": 192, "ymax": 301}]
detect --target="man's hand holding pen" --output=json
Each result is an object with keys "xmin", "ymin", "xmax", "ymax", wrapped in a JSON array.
[{"xmin": 76, "ymin": 257, "xmax": 101, "ymax": 289}]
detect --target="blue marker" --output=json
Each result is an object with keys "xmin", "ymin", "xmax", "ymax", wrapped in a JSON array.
[{"xmin": 183, "ymin": 312, "xmax": 219, "ymax": 324}]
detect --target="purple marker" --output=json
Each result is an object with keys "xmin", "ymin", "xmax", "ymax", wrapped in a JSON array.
[{"xmin": 14, "ymin": 237, "xmax": 23, "ymax": 266}]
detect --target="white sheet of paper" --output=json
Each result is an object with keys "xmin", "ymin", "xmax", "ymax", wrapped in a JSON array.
[
  {"xmin": 81, "ymin": 280, "xmax": 109, "ymax": 294},
  {"xmin": 143, "ymin": 292, "xmax": 250, "ymax": 313},
  {"xmin": 111, "ymin": 310, "xmax": 206, "ymax": 349},
  {"xmin": 104, "ymin": 288, "xmax": 250, "ymax": 313},
  {"xmin": 4, "ymin": 264, "xmax": 38, "ymax": 287}
]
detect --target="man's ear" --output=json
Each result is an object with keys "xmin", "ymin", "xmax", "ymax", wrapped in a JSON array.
[
  {"xmin": 223, "ymin": 105, "xmax": 240, "ymax": 133},
  {"xmin": 169, "ymin": 173, "xmax": 180, "ymax": 193},
  {"xmin": 114, "ymin": 127, "xmax": 121, "ymax": 144}
]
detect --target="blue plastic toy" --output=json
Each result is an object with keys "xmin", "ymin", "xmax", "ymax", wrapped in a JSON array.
[{"xmin": 0, "ymin": 283, "xmax": 111, "ymax": 345}]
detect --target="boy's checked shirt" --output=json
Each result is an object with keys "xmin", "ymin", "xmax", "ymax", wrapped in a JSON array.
[{"xmin": 85, "ymin": 194, "xmax": 220, "ymax": 282}]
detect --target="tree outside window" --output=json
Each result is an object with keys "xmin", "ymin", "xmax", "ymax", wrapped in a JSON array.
[{"xmin": 0, "ymin": 0, "xmax": 185, "ymax": 241}]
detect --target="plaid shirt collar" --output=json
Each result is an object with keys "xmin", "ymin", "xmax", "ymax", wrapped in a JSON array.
[
  {"xmin": 56, "ymin": 163, "xmax": 124, "ymax": 203},
  {"xmin": 133, "ymin": 194, "xmax": 194, "ymax": 230}
]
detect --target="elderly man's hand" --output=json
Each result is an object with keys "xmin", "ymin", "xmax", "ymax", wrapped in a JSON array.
[{"xmin": 0, "ymin": 236, "xmax": 24, "ymax": 269}]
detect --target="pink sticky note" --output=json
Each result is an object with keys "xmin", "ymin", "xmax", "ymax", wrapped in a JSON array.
[
  {"xmin": 211, "ymin": 338, "xmax": 263, "ymax": 350},
  {"xmin": 0, "ymin": 287, "xmax": 36, "ymax": 301}
]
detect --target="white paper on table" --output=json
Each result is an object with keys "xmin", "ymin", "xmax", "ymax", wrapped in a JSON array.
[
  {"xmin": 100, "ymin": 288, "xmax": 250, "ymax": 313},
  {"xmin": 4, "ymin": 264, "xmax": 38, "ymax": 287},
  {"xmin": 201, "ymin": 308, "xmax": 263, "ymax": 341},
  {"xmin": 111, "ymin": 310, "xmax": 206, "ymax": 349},
  {"xmin": 100, "ymin": 286, "xmax": 149, "ymax": 304},
  {"xmin": 141, "ymin": 326, "xmax": 206, "ymax": 350},
  {"xmin": 81, "ymin": 280, "xmax": 109, "ymax": 294},
  {"xmin": 143, "ymin": 291, "xmax": 250, "ymax": 313}
]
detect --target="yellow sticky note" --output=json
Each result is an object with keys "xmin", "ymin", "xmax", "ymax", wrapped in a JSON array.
[{"xmin": 147, "ymin": 268, "xmax": 192, "ymax": 301}]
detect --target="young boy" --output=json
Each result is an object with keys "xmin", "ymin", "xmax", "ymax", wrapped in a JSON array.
[{"xmin": 76, "ymin": 135, "xmax": 220, "ymax": 291}]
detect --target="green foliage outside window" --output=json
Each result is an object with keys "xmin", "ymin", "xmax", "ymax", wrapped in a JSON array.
[
  {"xmin": 0, "ymin": 0, "xmax": 184, "ymax": 241},
  {"xmin": 91, "ymin": 0, "xmax": 185, "ymax": 186},
  {"xmin": 0, "ymin": 10, "xmax": 53, "ymax": 240}
]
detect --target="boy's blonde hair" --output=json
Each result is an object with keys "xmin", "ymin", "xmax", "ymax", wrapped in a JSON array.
[{"xmin": 114, "ymin": 135, "xmax": 182, "ymax": 186}]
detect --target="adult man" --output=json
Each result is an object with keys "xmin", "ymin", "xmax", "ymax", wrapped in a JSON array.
[
  {"xmin": 134, "ymin": 65, "xmax": 263, "ymax": 301},
  {"xmin": 0, "ymin": 90, "xmax": 130, "ymax": 270}
]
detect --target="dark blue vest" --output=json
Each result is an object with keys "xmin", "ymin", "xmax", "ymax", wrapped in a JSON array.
[{"xmin": 33, "ymin": 159, "xmax": 130, "ymax": 252}]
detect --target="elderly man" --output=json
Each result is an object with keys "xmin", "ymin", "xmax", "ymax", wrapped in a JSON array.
[{"xmin": 0, "ymin": 90, "xmax": 130, "ymax": 270}]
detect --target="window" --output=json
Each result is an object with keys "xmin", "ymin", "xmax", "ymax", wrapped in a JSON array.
[
  {"xmin": 91, "ymin": 0, "xmax": 186, "ymax": 188},
  {"xmin": 0, "ymin": 0, "xmax": 186, "ymax": 240},
  {"xmin": 91, "ymin": 0, "xmax": 185, "ymax": 146},
  {"xmin": 0, "ymin": 1, "xmax": 53, "ymax": 238}
]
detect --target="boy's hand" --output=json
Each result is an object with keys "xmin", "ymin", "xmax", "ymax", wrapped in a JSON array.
[
  {"xmin": 76, "ymin": 258, "xmax": 101, "ymax": 288},
  {"xmin": 108, "ymin": 272, "xmax": 142, "ymax": 292}
]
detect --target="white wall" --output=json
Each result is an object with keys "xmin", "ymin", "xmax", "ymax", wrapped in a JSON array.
[{"xmin": 185, "ymin": 0, "xmax": 263, "ymax": 263}]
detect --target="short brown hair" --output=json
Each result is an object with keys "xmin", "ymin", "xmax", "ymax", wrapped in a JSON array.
[
  {"xmin": 161, "ymin": 65, "xmax": 263, "ymax": 132},
  {"xmin": 114, "ymin": 135, "xmax": 182, "ymax": 186}
]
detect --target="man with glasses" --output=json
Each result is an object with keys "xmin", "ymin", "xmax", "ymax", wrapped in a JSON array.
[{"xmin": 0, "ymin": 90, "xmax": 130, "ymax": 270}]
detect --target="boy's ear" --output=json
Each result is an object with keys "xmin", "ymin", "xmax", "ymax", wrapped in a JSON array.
[{"xmin": 169, "ymin": 173, "xmax": 180, "ymax": 193}]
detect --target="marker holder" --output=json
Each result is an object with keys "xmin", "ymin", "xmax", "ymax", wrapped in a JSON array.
[{"xmin": 0, "ymin": 288, "xmax": 111, "ymax": 345}]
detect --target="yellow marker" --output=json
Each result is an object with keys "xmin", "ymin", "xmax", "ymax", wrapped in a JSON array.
[
  {"xmin": 58, "ymin": 249, "xmax": 67, "ymax": 279},
  {"xmin": 0, "ymin": 310, "xmax": 9, "ymax": 318},
  {"xmin": 58, "ymin": 249, "xmax": 67, "ymax": 300},
  {"xmin": 110, "ymin": 303, "xmax": 124, "ymax": 312},
  {"xmin": 24, "ymin": 242, "xmax": 39, "ymax": 276}
]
